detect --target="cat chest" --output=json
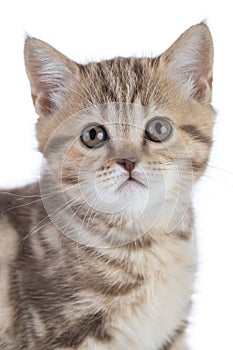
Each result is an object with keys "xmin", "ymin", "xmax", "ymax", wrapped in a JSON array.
[{"xmin": 103, "ymin": 246, "xmax": 194, "ymax": 350}]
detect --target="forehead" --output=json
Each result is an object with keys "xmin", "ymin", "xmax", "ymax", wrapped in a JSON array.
[
  {"xmin": 69, "ymin": 56, "xmax": 210, "ymax": 138},
  {"xmin": 78, "ymin": 56, "xmax": 159, "ymax": 107},
  {"xmin": 74, "ymin": 56, "xmax": 188, "ymax": 132}
]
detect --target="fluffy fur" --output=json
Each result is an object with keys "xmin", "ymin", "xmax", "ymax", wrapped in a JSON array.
[{"xmin": 0, "ymin": 23, "xmax": 215, "ymax": 349}]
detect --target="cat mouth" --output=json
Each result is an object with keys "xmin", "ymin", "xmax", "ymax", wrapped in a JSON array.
[{"xmin": 117, "ymin": 176, "xmax": 147, "ymax": 191}]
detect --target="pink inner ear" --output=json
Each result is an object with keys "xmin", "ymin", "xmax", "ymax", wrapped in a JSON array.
[
  {"xmin": 37, "ymin": 94, "xmax": 56, "ymax": 116},
  {"xmin": 30, "ymin": 67, "xmax": 76, "ymax": 116},
  {"xmin": 24, "ymin": 37, "xmax": 78, "ymax": 117},
  {"xmin": 193, "ymin": 74, "xmax": 213, "ymax": 102},
  {"xmin": 31, "ymin": 78, "xmax": 57, "ymax": 116},
  {"xmin": 160, "ymin": 24, "xmax": 213, "ymax": 104}
]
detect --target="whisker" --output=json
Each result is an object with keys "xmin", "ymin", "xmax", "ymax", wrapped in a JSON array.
[
  {"xmin": 1, "ymin": 181, "xmax": 83, "ymax": 217},
  {"xmin": 20, "ymin": 195, "xmax": 77, "ymax": 246},
  {"xmin": 0, "ymin": 191, "xmax": 41, "ymax": 199}
]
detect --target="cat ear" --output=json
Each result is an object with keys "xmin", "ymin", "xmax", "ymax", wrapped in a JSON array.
[
  {"xmin": 159, "ymin": 23, "xmax": 214, "ymax": 103},
  {"xmin": 24, "ymin": 36, "xmax": 78, "ymax": 116}
]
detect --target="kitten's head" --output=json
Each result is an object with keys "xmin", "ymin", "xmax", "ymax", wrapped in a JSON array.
[{"xmin": 24, "ymin": 24, "xmax": 215, "ymax": 247}]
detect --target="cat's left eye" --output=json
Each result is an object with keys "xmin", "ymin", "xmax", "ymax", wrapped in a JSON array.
[
  {"xmin": 145, "ymin": 117, "xmax": 172, "ymax": 143},
  {"xmin": 80, "ymin": 124, "xmax": 108, "ymax": 148}
]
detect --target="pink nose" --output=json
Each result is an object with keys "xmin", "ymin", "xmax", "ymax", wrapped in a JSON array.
[{"xmin": 117, "ymin": 158, "xmax": 138, "ymax": 174}]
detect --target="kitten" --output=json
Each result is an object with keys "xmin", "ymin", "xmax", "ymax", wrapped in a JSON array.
[{"xmin": 0, "ymin": 23, "xmax": 215, "ymax": 350}]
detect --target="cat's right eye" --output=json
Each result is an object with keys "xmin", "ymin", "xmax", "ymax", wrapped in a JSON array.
[
  {"xmin": 145, "ymin": 117, "xmax": 173, "ymax": 143},
  {"xmin": 80, "ymin": 124, "xmax": 108, "ymax": 148}
]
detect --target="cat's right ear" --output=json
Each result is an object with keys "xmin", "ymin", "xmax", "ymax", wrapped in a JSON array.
[
  {"xmin": 24, "ymin": 36, "xmax": 78, "ymax": 117},
  {"xmin": 159, "ymin": 23, "xmax": 214, "ymax": 104}
]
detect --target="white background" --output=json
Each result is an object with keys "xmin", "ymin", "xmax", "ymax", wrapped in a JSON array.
[{"xmin": 0, "ymin": 1, "xmax": 233, "ymax": 348}]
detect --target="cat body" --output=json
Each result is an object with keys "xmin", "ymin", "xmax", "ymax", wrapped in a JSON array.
[
  {"xmin": 0, "ymin": 24, "xmax": 215, "ymax": 349},
  {"xmin": 0, "ymin": 185, "xmax": 194, "ymax": 350}
]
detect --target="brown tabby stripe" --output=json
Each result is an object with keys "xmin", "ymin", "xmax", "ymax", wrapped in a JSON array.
[
  {"xmin": 51, "ymin": 311, "xmax": 111, "ymax": 347},
  {"xmin": 159, "ymin": 320, "xmax": 188, "ymax": 350},
  {"xmin": 191, "ymin": 158, "xmax": 208, "ymax": 173},
  {"xmin": 173, "ymin": 230, "xmax": 191, "ymax": 241},
  {"xmin": 180, "ymin": 124, "xmax": 212, "ymax": 144},
  {"xmin": 80, "ymin": 245, "xmax": 145, "ymax": 283},
  {"xmin": 45, "ymin": 136, "xmax": 72, "ymax": 154},
  {"xmin": 0, "ymin": 185, "xmax": 41, "ymax": 237},
  {"xmin": 127, "ymin": 235, "xmax": 153, "ymax": 249},
  {"xmin": 91, "ymin": 278, "xmax": 142, "ymax": 296},
  {"xmin": 62, "ymin": 175, "xmax": 78, "ymax": 185},
  {"xmin": 79, "ymin": 254, "xmax": 143, "ymax": 295},
  {"xmin": 80, "ymin": 245, "xmax": 127, "ymax": 269},
  {"xmin": 81, "ymin": 57, "xmax": 157, "ymax": 105}
]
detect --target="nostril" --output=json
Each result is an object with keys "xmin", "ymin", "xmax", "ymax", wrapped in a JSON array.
[{"xmin": 117, "ymin": 158, "xmax": 138, "ymax": 173}]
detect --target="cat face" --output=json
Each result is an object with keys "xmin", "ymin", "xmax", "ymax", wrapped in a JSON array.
[{"xmin": 24, "ymin": 24, "xmax": 215, "ymax": 247}]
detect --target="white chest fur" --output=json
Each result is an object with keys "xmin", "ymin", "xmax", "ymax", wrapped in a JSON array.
[
  {"xmin": 113, "ymin": 239, "xmax": 194, "ymax": 350},
  {"xmin": 82, "ymin": 237, "xmax": 196, "ymax": 350}
]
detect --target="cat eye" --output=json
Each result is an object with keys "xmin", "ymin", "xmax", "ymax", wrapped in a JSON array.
[
  {"xmin": 80, "ymin": 124, "xmax": 108, "ymax": 148},
  {"xmin": 145, "ymin": 117, "xmax": 172, "ymax": 142}
]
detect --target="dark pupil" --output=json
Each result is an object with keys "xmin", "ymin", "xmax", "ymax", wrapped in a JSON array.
[
  {"xmin": 90, "ymin": 128, "xmax": 97, "ymax": 140},
  {"xmin": 155, "ymin": 122, "xmax": 162, "ymax": 134}
]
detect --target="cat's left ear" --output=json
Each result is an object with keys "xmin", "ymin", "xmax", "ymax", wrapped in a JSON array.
[
  {"xmin": 24, "ymin": 36, "xmax": 78, "ymax": 117},
  {"xmin": 159, "ymin": 23, "xmax": 214, "ymax": 103}
]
